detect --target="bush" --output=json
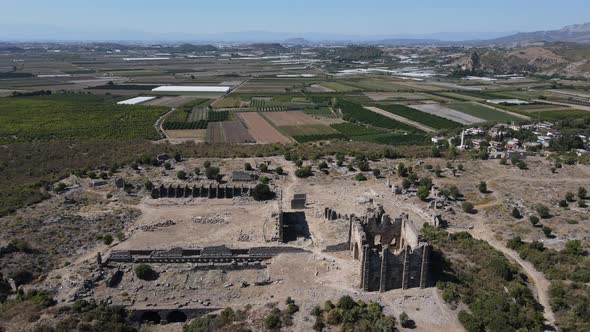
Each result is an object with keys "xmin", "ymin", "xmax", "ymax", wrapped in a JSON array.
[
  {"xmin": 54, "ymin": 182, "xmax": 66, "ymax": 193},
  {"xmin": 565, "ymin": 192, "xmax": 576, "ymax": 202},
  {"xmin": 252, "ymin": 184, "xmax": 274, "ymax": 201},
  {"xmin": 244, "ymin": 163, "xmax": 253, "ymax": 171},
  {"xmin": 203, "ymin": 160, "xmax": 211, "ymax": 168},
  {"xmin": 164, "ymin": 162, "xmax": 172, "ymax": 170},
  {"xmin": 535, "ymin": 205, "xmax": 551, "ymax": 219},
  {"xmin": 511, "ymin": 207, "xmax": 522, "ymax": 219},
  {"xmin": 177, "ymin": 170, "xmax": 187, "ymax": 180},
  {"xmin": 135, "ymin": 264, "xmax": 157, "ymax": 280},
  {"xmin": 355, "ymin": 173, "xmax": 367, "ymax": 181},
  {"xmin": 259, "ymin": 176, "xmax": 270, "ymax": 185},
  {"xmin": 194, "ymin": 167, "xmax": 201, "ymax": 175},
  {"xmin": 295, "ymin": 166, "xmax": 312, "ymax": 178},
  {"xmin": 318, "ymin": 161, "xmax": 328, "ymax": 169},
  {"xmin": 417, "ymin": 186, "xmax": 429, "ymax": 201},
  {"xmin": 478, "ymin": 181, "xmax": 487, "ymax": 193},
  {"xmin": 462, "ymin": 202, "xmax": 474, "ymax": 214},
  {"xmin": 259, "ymin": 163, "xmax": 268, "ymax": 172},
  {"xmin": 559, "ymin": 199, "xmax": 568, "ymax": 208},
  {"xmin": 372, "ymin": 168, "xmax": 381, "ymax": 177},
  {"xmin": 275, "ymin": 166, "xmax": 283, "ymax": 175},
  {"xmin": 205, "ymin": 167, "xmax": 220, "ymax": 180},
  {"xmin": 578, "ymin": 187, "xmax": 587, "ymax": 200},
  {"xmin": 264, "ymin": 308, "xmax": 282, "ymax": 331},
  {"xmin": 102, "ymin": 234, "xmax": 114, "ymax": 245},
  {"xmin": 542, "ymin": 226, "xmax": 553, "ymax": 238},
  {"xmin": 529, "ymin": 216, "xmax": 540, "ymax": 226},
  {"xmin": 144, "ymin": 180, "xmax": 153, "ymax": 190}
]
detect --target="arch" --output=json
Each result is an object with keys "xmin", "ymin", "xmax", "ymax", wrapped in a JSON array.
[
  {"xmin": 141, "ymin": 311, "xmax": 161, "ymax": 324},
  {"xmin": 353, "ymin": 243, "xmax": 360, "ymax": 260},
  {"xmin": 166, "ymin": 310, "xmax": 187, "ymax": 323}
]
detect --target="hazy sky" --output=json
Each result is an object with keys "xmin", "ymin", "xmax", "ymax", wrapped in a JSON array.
[{"xmin": 3, "ymin": 0, "xmax": 590, "ymax": 35}]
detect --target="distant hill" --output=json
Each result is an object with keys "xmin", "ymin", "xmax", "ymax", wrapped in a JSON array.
[{"xmin": 486, "ymin": 22, "xmax": 590, "ymax": 45}]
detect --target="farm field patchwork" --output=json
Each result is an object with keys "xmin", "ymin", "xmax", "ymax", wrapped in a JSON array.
[
  {"xmin": 317, "ymin": 82, "xmax": 359, "ymax": 92},
  {"xmin": 521, "ymin": 109, "xmax": 590, "ymax": 121},
  {"xmin": 338, "ymin": 99, "xmax": 424, "ymax": 132},
  {"xmin": 237, "ymin": 112, "xmax": 292, "ymax": 144}
]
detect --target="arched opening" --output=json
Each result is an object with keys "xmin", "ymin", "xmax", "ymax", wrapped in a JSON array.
[
  {"xmin": 353, "ymin": 243, "xmax": 360, "ymax": 260},
  {"xmin": 141, "ymin": 311, "xmax": 161, "ymax": 324},
  {"xmin": 166, "ymin": 310, "xmax": 187, "ymax": 323}
]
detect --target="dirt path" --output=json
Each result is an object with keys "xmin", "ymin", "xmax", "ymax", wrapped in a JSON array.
[
  {"xmin": 363, "ymin": 106, "xmax": 436, "ymax": 133},
  {"xmin": 156, "ymin": 108, "xmax": 176, "ymax": 138},
  {"xmin": 473, "ymin": 102, "xmax": 532, "ymax": 120}
]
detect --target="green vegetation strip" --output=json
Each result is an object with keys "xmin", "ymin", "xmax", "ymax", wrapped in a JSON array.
[
  {"xmin": 422, "ymin": 226, "xmax": 545, "ymax": 332},
  {"xmin": 377, "ymin": 104, "xmax": 463, "ymax": 129},
  {"xmin": 0, "ymin": 94, "xmax": 166, "ymax": 143},
  {"xmin": 447, "ymin": 102, "xmax": 522, "ymax": 122}
]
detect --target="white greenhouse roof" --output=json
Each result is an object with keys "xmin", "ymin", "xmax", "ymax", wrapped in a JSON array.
[
  {"xmin": 152, "ymin": 86, "xmax": 230, "ymax": 93},
  {"xmin": 117, "ymin": 96, "xmax": 156, "ymax": 105}
]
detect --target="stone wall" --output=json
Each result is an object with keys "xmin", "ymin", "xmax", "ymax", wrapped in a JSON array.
[{"xmin": 150, "ymin": 184, "xmax": 251, "ymax": 199}]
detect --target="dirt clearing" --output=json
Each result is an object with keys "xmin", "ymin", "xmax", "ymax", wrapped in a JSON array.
[{"xmin": 237, "ymin": 112, "xmax": 292, "ymax": 144}]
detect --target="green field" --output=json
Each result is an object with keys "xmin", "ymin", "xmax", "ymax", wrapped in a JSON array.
[
  {"xmin": 0, "ymin": 94, "xmax": 166, "ymax": 143},
  {"xmin": 377, "ymin": 104, "xmax": 463, "ymax": 129},
  {"xmin": 330, "ymin": 123, "xmax": 386, "ymax": 137},
  {"xmin": 318, "ymin": 82, "xmax": 359, "ymax": 92},
  {"xmin": 303, "ymin": 107, "xmax": 337, "ymax": 118},
  {"xmin": 524, "ymin": 110, "xmax": 590, "ymax": 121},
  {"xmin": 337, "ymin": 99, "xmax": 423, "ymax": 133},
  {"xmin": 447, "ymin": 102, "xmax": 522, "ymax": 122},
  {"xmin": 351, "ymin": 133, "xmax": 430, "ymax": 145}
]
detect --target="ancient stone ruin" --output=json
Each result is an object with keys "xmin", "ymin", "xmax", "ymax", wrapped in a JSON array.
[
  {"xmin": 326, "ymin": 204, "xmax": 430, "ymax": 292},
  {"xmin": 150, "ymin": 183, "xmax": 252, "ymax": 199}
]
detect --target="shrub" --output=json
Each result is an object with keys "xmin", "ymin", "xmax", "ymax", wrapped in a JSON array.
[
  {"xmin": 194, "ymin": 167, "xmax": 201, "ymax": 175},
  {"xmin": 259, "ymin": 176, "xmax": 270, "ymax": 185},
  {"xmin": 417, "ymin": 186, "xmax": 429, "ymax": 201},
  {"xmin": 54, "ymin": 182, "xmax": 66, "ymax": 193},
  {"xmin": 205, "ymin": 167, "xmax": 220, "ymax": 180},
  {"xmin": 535, "ymin": 205, "xmax": 551, "ymax": 219},
  {"xmin": 511, "ymin": 207, "xmax": 522, "ymax": 219},
  {"xmin": 529, "ymin": 215, "xmax": 540, "ymax": 226},
  {"xmin": 478, "ymin": 181, "xmax": 487, "ymax": 193},
  {"xmin": 264, "ymin": 308, "xmax": 282, "ymax": 331},
  {"xmin": 319, "ymin": 161, "xmax": 328, "ymax": 169},
  {"xmin": 542, "ymin": 226, "xmax": 553, "ymax": 238},
  {"xmin": 244, "ymin": 163, "xmax": 253, "ymax": 171},
  {"xmin": 372, "ymin": 168, "xmax": 381, "ymax": 177},
  {"xmin": 578, "ymin": 187, "xmax": 587, "ymax": 200},
  {"xmin": 252, "ymin": 184, "xmax": 274, "ymax": 201},
  {"xmin": 144, "ymin": 180, "xmax": 153, "ymax": 190},
  {"xmin": 462, "ymin": 202, "xmax": 474, "ymax": 214},
  {"xmin": 400, "ymin": 312, "xmax": 411, "ymax": 328},
  {"xmin": 102, "ymin": 234, "xmax": 114, "ymax": 245},
  {"xmin": 295, "ymin": 166, "xmax": 312, "ymax": 178},
  {"xmin": 355, "ymin": 173, "xmax": 367, "ymax": 181},
  {"xmin": 565, "ymin": 240, "xmax": 583, "ymax": 256},
  {"xmin": 565, "ymin": 192, "xmax": 576, "ymax": 202},
  {"xmin": 275, "ymin": 166, "xmax": 283, "ymax": 175},
  {"xmin": 135, "ymin": 264, "xmax": 157, "ymax": 280},
  {"xmin": 176, "ymin": 170, "xmax": 187, "ymax": 180},
  {"xmin": 203, "ymin": 160, "xmax": 211, "ymax": 168},
  {"xmin": 164, "ymin": 162, "xmax": 172, "ymax": 170},
  {"xmin": 259, "ymin": 163, "xmax": 268, "ymax": 172},
  {"xmin": 579, "ymin": 200, "xmax": 587, "ymax": 208},
  {"xmin": 559, "ymin": 200, "xmax": 568, "ymax": 208}
]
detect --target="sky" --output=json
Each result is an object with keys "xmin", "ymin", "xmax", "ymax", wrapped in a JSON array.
[{"xmin": 2, "ymin": 0, "xmax": 590, "ymax": 39}]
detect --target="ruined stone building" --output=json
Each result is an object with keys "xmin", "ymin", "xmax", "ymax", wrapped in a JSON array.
[{"xmin": 347, "ymin": 205, "xmax": 430, "ymax": 292}]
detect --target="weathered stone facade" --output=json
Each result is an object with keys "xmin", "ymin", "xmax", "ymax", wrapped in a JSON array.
[
  {"xmin": 342, "ymin": 204, "xmax": 430, "ymax": 292},
  {"xmin": 150, "ymin": 184, "xmax": 251, "ymax": 199}
]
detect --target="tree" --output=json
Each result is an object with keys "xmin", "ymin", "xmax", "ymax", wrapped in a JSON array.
[
  {"xmin": 458, "ymin": 164, "xmax": 464, "ymax": 171},
  {"xmin": 434, "ymin": 165, "xmax": 443, "ymax": 177},
  {"xmin": 295, "ymin": 166, "xmax": 312, "ymax": 178},
  {"xmin": 275, "ymin": 166, "xmax": 283, "ymax": 175},
  {"xmin": 194, "ymin": 167, "xmax": 201, "ymax": 176},
  {"xmin": 559, "ymin": 200, "xmax": 568, "ymax": 208},
  {"xmin": 578, "ymin": 187, "xmax": 587, "ymax": 200},
  {"xmin": 529, "ymin": 216, "xmax": 540, "ymax": 227},
  {"xmin": 264, "ymin": 308, "xmax": 282, "ymax": 331},
  {"xmin": 579, "ymin": 200, "xmax": 587, "ymax": 208},
  {"xmin": 397, "ymin": 163, "xmax": 408, "ymax": 177},
  {"xmin": 319, "ymin": 161, "xmax": 328, "ymax": 169},
  {"xmin": 372, "ymin": 168, "xmax": 381, "ymax": 177},
  {"xmin": 203, "ymin": 160, "xmax": 211, "ymax": 168},
  {"xmin": 215, "ymin": 174, "xmax": 223, "ymax": 183},
  {"xmin": 252, "ymin": 184, "xmax": 274, "ymax": 201},
  {"xmin": 565, "ymin": 192, "xmax": 576, "ymax": 202},
  {"xmin": 355, "ymin": 173, "xmax": 367, "ymax": 181},
  {"xmin": 205, "ymin": 167, "xmax": 220, "ymax": 180},
  {"xmin": 535, "ymin": 205, "xmax": 551, "ymax": 219},
  {"xmin": 400, "ymin": 312, "xmax": 411, "ymax": 328},
  {"xmin": 103, "ymin": 234, "xmax": 114, "ymax": 245},
  {"xmin": 164, "ymin": 162, "xmax": 172, "ymax": 170},
  {"xmin": 417, "ymin": 186, "xmax": 429, "ymax": 201},
  {"xmin": 244, "ymin": 163, "xmax": 253, "ymax": 171},
  {"xmin": 478, "ymin": 181, "xmax": 487, "ymax": 193},
  {"xmin": 144, "ymin": 180, "xmax": 153, "ymax": 190},
  {"xmin": 259, "ymin": 163, "xmax": 268, "ymax": 172},
  {"xmin": 295, "ymin": 160, "xmax": 303, "ymax": 167},
  {"xmin": 402, "ymin": 178, "xmax": 412, "ymax": 190},
  {"xmin": 511, "ymin": 207, "xmax": 522, "ymax": 219},
  {"xmin": 176, "ymin": 170, "xmax": 187, "ymax": 180},
  {"xmin": 259, "ymin": 176, "xmax": 270, "ymax": 185},
  {"xmin": 448, "ymin": 185, "xmax": 461, "ymax": 200},
  {"xmin": 462, "ymin": 202, "xmax": 474, "ymax": 214},
  {"xmin": 135, "ymin": 264, "xmax": 157, "ymax": 280},
  {"xmin": 419, "ymin": 177, "xmax": 433, "ymax": 189},
  {"xmin": 54, "ymin": 182, "xmax": 66, "ymax": 193},
  {"xmin": 542, "ymin": 226, "xmax": 552, "ymax": 238},
  {"xmin": 564, "ymin": 240, "xmax": 583, "ymax": 256}
]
